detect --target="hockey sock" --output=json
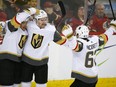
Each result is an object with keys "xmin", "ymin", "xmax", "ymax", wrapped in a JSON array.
[
  {"xmin": 21, "ymin": 82, "xmax": 31, "ymax": 87},
  {"xmin": 36, "ymin": 83, "xmax": 47, "ymax": 87},
  {"xmin": 13, "ymin": 84, "xmax": 21, "ymax": 87},
  {"xmin": 1, "ymin": 85, "xmax": 13, "ymax": 87}
]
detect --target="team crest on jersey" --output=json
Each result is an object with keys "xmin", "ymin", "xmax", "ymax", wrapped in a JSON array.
[
  {"xmin": 18, "ymin": 35, "xmax": 28, "ymax": 49},
  {"xmin": 31, "ymin": 33, "xmax": 44, "ymax": 49}
]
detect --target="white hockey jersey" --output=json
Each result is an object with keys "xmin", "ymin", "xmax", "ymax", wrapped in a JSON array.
[
  {"xmin": 22, "ymin": 21, "xmax": 66, "ymax": 66},
  {"xmin": 72, "ymin": 36, "xmax": 100, "ymax": 83},
  {"xmin": 71, "ymin": 26, "xmax": 116, "ymax": 83},
  {"xmin": 0, "ymin": 21, "xmax": 28, "ymax": 62}
]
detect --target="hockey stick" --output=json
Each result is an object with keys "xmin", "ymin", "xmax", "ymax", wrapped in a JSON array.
[
  {"xmin": 84, "ymin": 0, "xmax": 88, "ymax": 25},
  {"xmin": 109, "ymin": 0, "xmax": 116, "ymax": 20},
  {"xmin": 56, "ymin": 1, "xmax": 66, "ymax": 33},
  {"xmin": 84, "ymin": 0, "xmax": 96, "ymax": 25},
  {"xmin": 58, "ymin": 1, "xmax": 66, "ymax": 18},
  {"xmin": 97, "ymin": 44, "xmax": 116, "ymax": 51},
  {"xmin": 97, "ymin": 58, "xmax": 109, "ymax": 66}
]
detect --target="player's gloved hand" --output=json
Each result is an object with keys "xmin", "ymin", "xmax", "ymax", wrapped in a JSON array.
[
  {"xmin": 62, "ymin": 24, "xmax": 73, "ymax": 40},
  {"xmin": 11, "ymin": 7, "xmax": 40, "ymax": 28},
  {"xmin": 110, "ymin": 20, "xmax": 116, "ymax": 29},
  {"xmin": 0, "ymin": 21, "xmax": 5, "ymax": 32},
  {"xmin": 24, "ymin": 7, "xmax": 40, "ymax": 15}
]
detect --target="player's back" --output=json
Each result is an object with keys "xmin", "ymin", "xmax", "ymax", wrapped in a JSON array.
[{"xmin": 71, "ymin": 35, "xmax": 99, "ymax": 83}]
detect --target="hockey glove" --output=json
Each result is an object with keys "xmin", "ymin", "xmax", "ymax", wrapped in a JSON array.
[
  {"xmin": 24, "ymin": 7, "xmax": 40, "ymax": 15},
  {"xmin": 62, "ymin": 24, "xmax": 73, "ymax": 40},
  {"xmin": 11, "ymin": 7, "xmax": 40, "ymax": 28}
]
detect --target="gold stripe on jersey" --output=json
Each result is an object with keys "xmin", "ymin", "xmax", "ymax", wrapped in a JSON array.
[
  {"xmin": 23, "ymin": 53, "xmax": 48, "ymax": 61},
  {"xmin": 73, "ymin": 43, "xmax": 79, "ymax": 52},
  {"xmin": 0, "ymin": 51, "xmax": 21, "ymax": 57},
  {"xmin": 72, "ymin": 70, "xmax": 97, "ymax": 78},
  {"xmin": 56, "ymin": 36, "xmax": 67, "ymax": 45},
  {"xmin": 67, "ymin": 33, "xmax": 73, "ymax": 39},
  {"xmin": 11, "ymin": 16, "xmax": 20, "ymax": 28},
  {"xmin": 110, "ymin": 23, "xmax": 116, "ymax": 28},
  {"xmin": 99, "ymin": 34, "xmax": 108, "ymax": 44}
]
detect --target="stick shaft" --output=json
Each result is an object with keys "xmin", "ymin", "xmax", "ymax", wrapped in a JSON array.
[
  {"xmin": 109, "ymin": 0, "xmax": 115, "ymax": 20},
  {"xmin": 56, "ymin": 1, "xmax": 66, "ymax": 32}
]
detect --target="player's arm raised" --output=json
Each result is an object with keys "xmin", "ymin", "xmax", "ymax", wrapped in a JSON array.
[
  {"xmin": 61, "ymin": 24, "xmax": 81, "ymax": 52},
  {"xmin": 53, "ymin": 24, "xmax": 72, "ymax": 46},
  {"xmin": 8, "ymin": 7, "xmax": 39, "ymax": 32},
  {"xmin": 99, "ymin": 20, "xmax": 116, "ymax": 46}
]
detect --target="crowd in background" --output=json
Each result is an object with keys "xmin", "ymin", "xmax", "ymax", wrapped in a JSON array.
[
  {"xmin": 0, "ymin": 0, "xmax": 115, "ymax": 40},
  {"xmin": 0, "ymin": 0, "xmax": 116, "ymax": 87}
]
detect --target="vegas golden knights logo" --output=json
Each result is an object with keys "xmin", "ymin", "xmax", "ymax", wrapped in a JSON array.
[
  {"xmin": 18, "ymin": 35, "xmax": 28, "ymax": 49},
  {"xmin": 31, "ymin": 34, "xmax": 44, "ymax": 49}
]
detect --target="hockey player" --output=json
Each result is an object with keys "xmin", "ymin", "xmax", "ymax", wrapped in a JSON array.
[
  {"xmin": 21, "ymin": 10, "xmax": 74, "ymax": 87},
  {"xmin": 0, "ymin": 7, "xmax": 39, "ymax": 87},
  {"xmin": 62, "ymin": 20, "xmax": 116, "ymax": 87}
]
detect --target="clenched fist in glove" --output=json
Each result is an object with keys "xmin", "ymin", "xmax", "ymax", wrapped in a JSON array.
[{"xmin": 62, "ymin": 24, "xmax": 73, "ymax": 39}]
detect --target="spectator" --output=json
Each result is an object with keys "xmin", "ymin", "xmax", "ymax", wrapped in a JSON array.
[
  {"xmin": 0, "ymin": 0, "xmax": 7, "ymax": 21},
  {"xmin": 51, "ymin": 1, "xmax": 62, "ymax": 16},
  {"xmin": 3, "ymin": 0, "xmax": 17, "ymax": 20},
  {"xmin": 28, "ymin": 0, "xmax": 37, "ymax": 8},
  {"xmin": 43, "ymin": 1, "xmax": 61, "ymax": 26},
  {"xmin": 89, "ymin": 3, "xmax": 110, "ymax": 35},
  {"xmin": 14, "ymin": 0, "xmax": 30, "ymax": 12},
  {"xmin": 56, "ymin": 4, "xmax": 74, "ymax": 33},
  {"xmin": 4, "ymin": 0, "xmax": 29, "ymax": 20},
  {"xmin": 67, "ymin": 5, "xmax": 85, "ymax": 33}
]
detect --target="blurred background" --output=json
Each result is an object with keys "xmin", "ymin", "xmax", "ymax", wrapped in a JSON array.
[{"xmin": 0, "ymin": 0, "xmax": 116, "ymax": 87}]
